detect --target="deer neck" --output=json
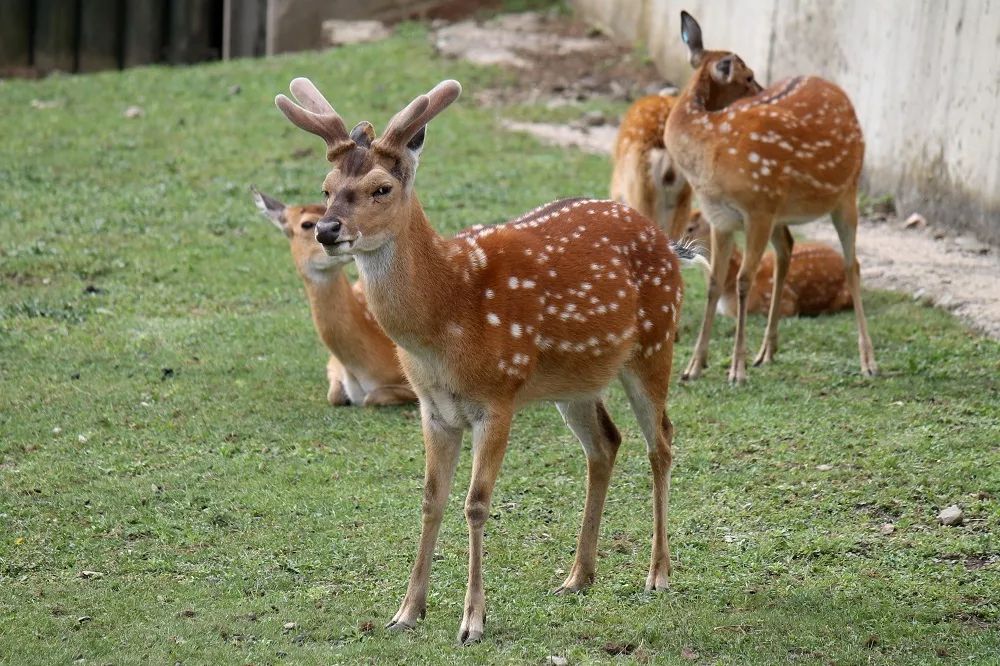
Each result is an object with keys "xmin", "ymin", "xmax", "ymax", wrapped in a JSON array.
[
  {"xmin": 300, "ymin": 267, "xmax": 371, "ymax": 362},
  {"xmin": 353, "ymin": 197, "xmax": 456, "ymax": 353}
]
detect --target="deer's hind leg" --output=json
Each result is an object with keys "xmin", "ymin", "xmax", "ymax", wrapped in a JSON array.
[
  {"xmin": 620, "ymin": 350, "xmax": 674, "ymax": 591},
  {"xmin": 553, "ymin": 399, "xmax": 622, "ymax": 595},
  {"xmin": 830, "ymin": 188, "xmax": 878, "ymax": 376}
]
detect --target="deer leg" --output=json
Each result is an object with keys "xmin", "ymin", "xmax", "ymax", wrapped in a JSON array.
[
  {"xmin": 387, "ymin": 404, "xmax": 463, "ymax": 632},
  {"xmin": 754, "ymin": 225, "xmax": 793, "ymax": 366},
  {"xmin": 682, "ymin": 227, "xmax": 734, "ymax": 380},
  {"xmin": 831, "ymin": 192, "xmax": 878, "ymax": 376},
  {"xmin": 457, "ymin": 405, "xmax": 514, "ymax": 646},
  {"xmin": 730, "ymin": 217, "xmax": 771, "ymax": 384},
  {"xmin": 363, "ymin": 384, "xmax": 418, "ymax": 407},
  {"xmin": 325, "ymin": 356, "xmax": 350, "ymax": 406},
  {"xmin": 552, "ymin": 400, "xmax": 622, "ymax": 595},
  {"xmin": 621, "ymin": 357, "xmax": 673, "ymax": 591}
]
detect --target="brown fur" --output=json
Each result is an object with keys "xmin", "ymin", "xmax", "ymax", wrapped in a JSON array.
[
  {"xmin": 686, "ymin": 211, "xmax": 852, "ymax": 317},
  {"xmin": 610, "ymin": 94, "xmax": 693, "ymax": 240},
  {"xmin": 665, "ymin": 11, "xmax": 877, "ymax": 382},
  {"xmin": 275, "ymin": 78, "xmax": 689, "ymax": 644},
  {"xmin": 252, "ymin": 190, "xmax": 415, "ymax": 406}
]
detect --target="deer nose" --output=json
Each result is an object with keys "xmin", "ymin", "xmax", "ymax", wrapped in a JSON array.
[{"xmin": 315, "ymin": 218, "xmax": 342, "ymax": 245}]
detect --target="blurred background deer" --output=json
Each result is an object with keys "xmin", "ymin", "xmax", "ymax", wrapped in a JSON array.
[
  {"xmin": 252, "ymin": 188, "xmax": 415, "ymax": 407},
  {"xmin": 610, "ymin": 93, "xmax": 693, "ymax": 240},
  {"xmin": 685, "ymin": 211, "xmax": 852, "ymax": 318}
]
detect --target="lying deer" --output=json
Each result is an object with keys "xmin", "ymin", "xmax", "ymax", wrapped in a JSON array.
[
  {"xmin": 252, "ymin": 188, "xmax": 415, "ymax": 407},
  {"xmin": 685, "ymin": 211, "xmax": 852, "ymax": 317},
  {"xmin": 665, "ymin": 11, "xmax": 877, "ymax": 383},
  {"xmin": 274, "ymin": 77, "xmax": 704, "ymax": 644},
  {"xmin": 610, "ymin": 93, "xmax": 693, "ymax": 239}
]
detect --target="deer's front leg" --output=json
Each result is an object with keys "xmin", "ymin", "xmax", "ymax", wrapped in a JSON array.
[
  {"xmin": 387, "ymin": 405, "xmax": 463, "ymax": 632},
  {"xmin": 683, "ymin": 227, "xmax": 733, "ymax": 380},
  {"xmin": 458, "ymin": 406, "xmax": 513, "ymax": 646}
]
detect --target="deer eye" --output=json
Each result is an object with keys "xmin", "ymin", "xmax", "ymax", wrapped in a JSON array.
[
  {"xmin": 373, "ymin": 184, "xmax": 392, "ymax": 198},
  {"xmin": 322, "ymin": 190, "xmax": 330, "ymax": 199},
  {"xmin": 301, "ymin": 221, "xmax": 315, "ymax": 230}
]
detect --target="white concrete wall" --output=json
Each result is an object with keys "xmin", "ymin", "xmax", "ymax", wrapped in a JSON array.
[{"xmin": 574, "ymin": 0, "xmax": 1000, "ymax": 244}]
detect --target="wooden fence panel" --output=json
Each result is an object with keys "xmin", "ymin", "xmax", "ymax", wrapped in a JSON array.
[
  {"xmin": 79, "ymin": 0, "xmax": 123, "ymax": 72},
  {"xmin": 0, "ymin": 1, "xmax": 32, "ymax": 71},
  {"xmin": 33, "ymin": 0, "xmax": 79, "ymax": 73},
  {"xmin": 122, "ymin": 0, "xmax": 166, "ymax": 68}
]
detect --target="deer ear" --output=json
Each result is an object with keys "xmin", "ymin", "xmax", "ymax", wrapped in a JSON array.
[
  {"xmin": 680, "ymin": 11, "xmax": 704, "ymax": 67},
  {"xmin": 711, "ymin": 55, "xmax": 735, "ymax": 83},
  {"xmin": 251, "ymin": 187, "xmax": 289, "ymax": 235},
  {"xmin": 406, "ymin": 125, "xmax": 426, "ymax": 158}
]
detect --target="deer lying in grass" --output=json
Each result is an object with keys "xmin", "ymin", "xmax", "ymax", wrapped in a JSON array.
[
  {"xmin": 610, "ymin": 93, "xmax": 693, "ymax": 239},
  {"xmin": 274, "ymin": 77, "xmax": 704, "ymax": 644},
  {"xmin": 665, "ymin": 11, "xmax": 877, "ymax": 383},
  {"xmin": 685, "ymin": 211, "xmax": 852, "ymax": 317},
  {"xmin": 252, "ymin": 188, "xmax": 415, "ymax": 407}
]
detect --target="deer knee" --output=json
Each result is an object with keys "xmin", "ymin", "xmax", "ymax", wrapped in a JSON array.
[{"xmin": 464, "ymin": 495, "xmax": 489, "ymax": 529}]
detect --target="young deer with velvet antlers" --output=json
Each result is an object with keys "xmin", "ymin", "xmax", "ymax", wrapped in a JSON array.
[
  {"xmin": 274, "ymin": 77, "xmax": 703, "ymax": 644},
  {"xmin": 665, "ymin": 11, "xmax": 877, "ymax": 383},
  {"xmin": 252, "ymin": 188, "xmax": 415, "ymax": 407}
]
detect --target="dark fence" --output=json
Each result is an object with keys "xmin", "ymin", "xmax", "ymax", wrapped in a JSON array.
[{"xmin": 0, "ymin": 0, "xmax": 266, "ymax": 77}]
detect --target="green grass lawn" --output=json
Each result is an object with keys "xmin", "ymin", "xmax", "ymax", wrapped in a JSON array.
[{"xmin": 2, "ymin": 22, "xmax": 999, "ymax": 666}]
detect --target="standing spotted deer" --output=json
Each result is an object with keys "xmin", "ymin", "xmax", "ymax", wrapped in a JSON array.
[
  {"xmin": 252, "ymin": 188, "xmax": 415, "ymax": 407},
  {"xmin": 610, "ymin": 93, "xmax": 693, "ymax": 239},
  {"xmin": 274, "ymin": 77, "xmax": 704, "ymax": 644},
  {"xmin": 685, "ymin": 211, "xmax": 853, "ymax": 318},
  {"xmin": 665, "ymin": 11, "xmax": 877, "ymax": 383}
]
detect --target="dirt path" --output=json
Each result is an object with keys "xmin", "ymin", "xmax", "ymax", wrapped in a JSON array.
[{"xmin": 430, "ymin": 11, "xmax": 1000, "ymax": 340}]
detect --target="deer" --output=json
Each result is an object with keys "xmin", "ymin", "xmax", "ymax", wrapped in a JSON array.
[
  {"xmin": 665, "ymin": 11, "xmax": 877, "ymax": 383},
  {"xmin": 274, "ymin": 76, "xmax": 705, "ymax": 644},
  {"xmin": 251, "ymin": 187, "xmax": 416, "ymax": 407},
  {"xmin": 610, "ymin": 93, "xmax": 693, "ymax": 240},
  {"xmin": 685, "ymin": 210, "xmax": 853, "ymax": 317}
]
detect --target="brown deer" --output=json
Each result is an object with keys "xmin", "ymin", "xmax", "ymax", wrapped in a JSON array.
[
  {"xmin": 685, "ymin": 210, "xmax": 852, "ymax": 317},
  {"xmin": 252, "ymin": 188, "xmax": 416, "ymax": 407},
  {"xmin": 610, "ymin": 93, "xmax": 693, "ymax": 239},
  {"xmin": 274, "ymin": 77, "xmax": 703, "ymax": 644},
  {"xmin": 665, "ymin": 11, "xmax": 877, "ymax": 383}
]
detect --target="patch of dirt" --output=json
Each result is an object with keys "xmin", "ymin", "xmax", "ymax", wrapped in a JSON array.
[
  {"xmin": 803, "ymin": 218, "xmax": 1000, "ymax": 339},
  {"xmin": 431, "ymin": 10, "xmax": 1000, "ymax": 339},
  {"xmin": 500, "ymin": 119, "xmax": 617, "ymax": 155},
  {"xmin": 431, "ymin": 11, "xmax": 670, "ymax": 107}
]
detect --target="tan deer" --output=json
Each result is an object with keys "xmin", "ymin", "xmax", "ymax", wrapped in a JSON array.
[
  {"xmin": 274, "ymin": 77, "xmax": 704, "ymax": 644},
  {"xmin": 665, "ymin": 11, "xmax": 877, "ymax": 383},
  {"xmin": 610, "ymin": 93, "xmax": 693, "ymax": 239},
  {"xmin": 251, "ymin": 188, "xmax": 416, "ymax": 407},
  {"xmin": 685, "ymin": 210, "xmax": 852, "ymax": 317}
]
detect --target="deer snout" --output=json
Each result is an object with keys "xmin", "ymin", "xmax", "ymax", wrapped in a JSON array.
[{"xmin": 315, "ymin": 218, "xmax": 343, "ymax": 245}]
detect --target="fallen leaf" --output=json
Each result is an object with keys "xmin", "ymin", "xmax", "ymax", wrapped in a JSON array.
[
  {"xmin": 816, "ymin": 464, "xmax": 833, "ymax": 471},
  {"xmin": 879, "ymin": 523, "xmax": 895, "ymax": 535},
  {"xmin": 78, "ymin": 570, "xmax": 104, "ymax": 580},
  {"xmin": 123, "ymin": 105, "xmax": 144, "ymax": 118},
  {"xmin": 681, "ymin": 646, "xmax": 699, "ymax": 660}
]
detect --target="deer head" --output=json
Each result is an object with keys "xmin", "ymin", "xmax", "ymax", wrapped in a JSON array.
[
  {"xmin": 251, "ymin": 187, "xmax": 352, "ymax": 276},
  {"xmin": 679, "ymin": 11, "xmax": 763, "ymax": 110},
  {"xmin": 274, "ymin": 78, "xmax": 462, "ymax": 256}
]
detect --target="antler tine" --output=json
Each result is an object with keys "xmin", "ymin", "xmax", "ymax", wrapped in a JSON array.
[
  {"xmin": 289, "ymin": 77, "xmax": 336, "ymax": 114},
  {"xmin": 274, "ymin": 77, "xmax": 353, "ymax": 162},
  {"xmin": 381, "ymin": 80, "xmax": 462, "ymax": 148}
]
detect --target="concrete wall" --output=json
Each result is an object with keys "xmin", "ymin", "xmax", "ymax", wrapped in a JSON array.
[
  {"xmin": 265, "ymin": 0, "xmax": 486, "ymax": 55},
  {"xmin": 573, "ymin": 0, "xmax": 1000, "ymax": 245}
]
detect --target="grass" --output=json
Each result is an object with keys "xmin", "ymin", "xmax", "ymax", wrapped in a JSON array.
[{"xmin": 2, "ymin": 21, "xmax": 999, "ymax": 666}]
